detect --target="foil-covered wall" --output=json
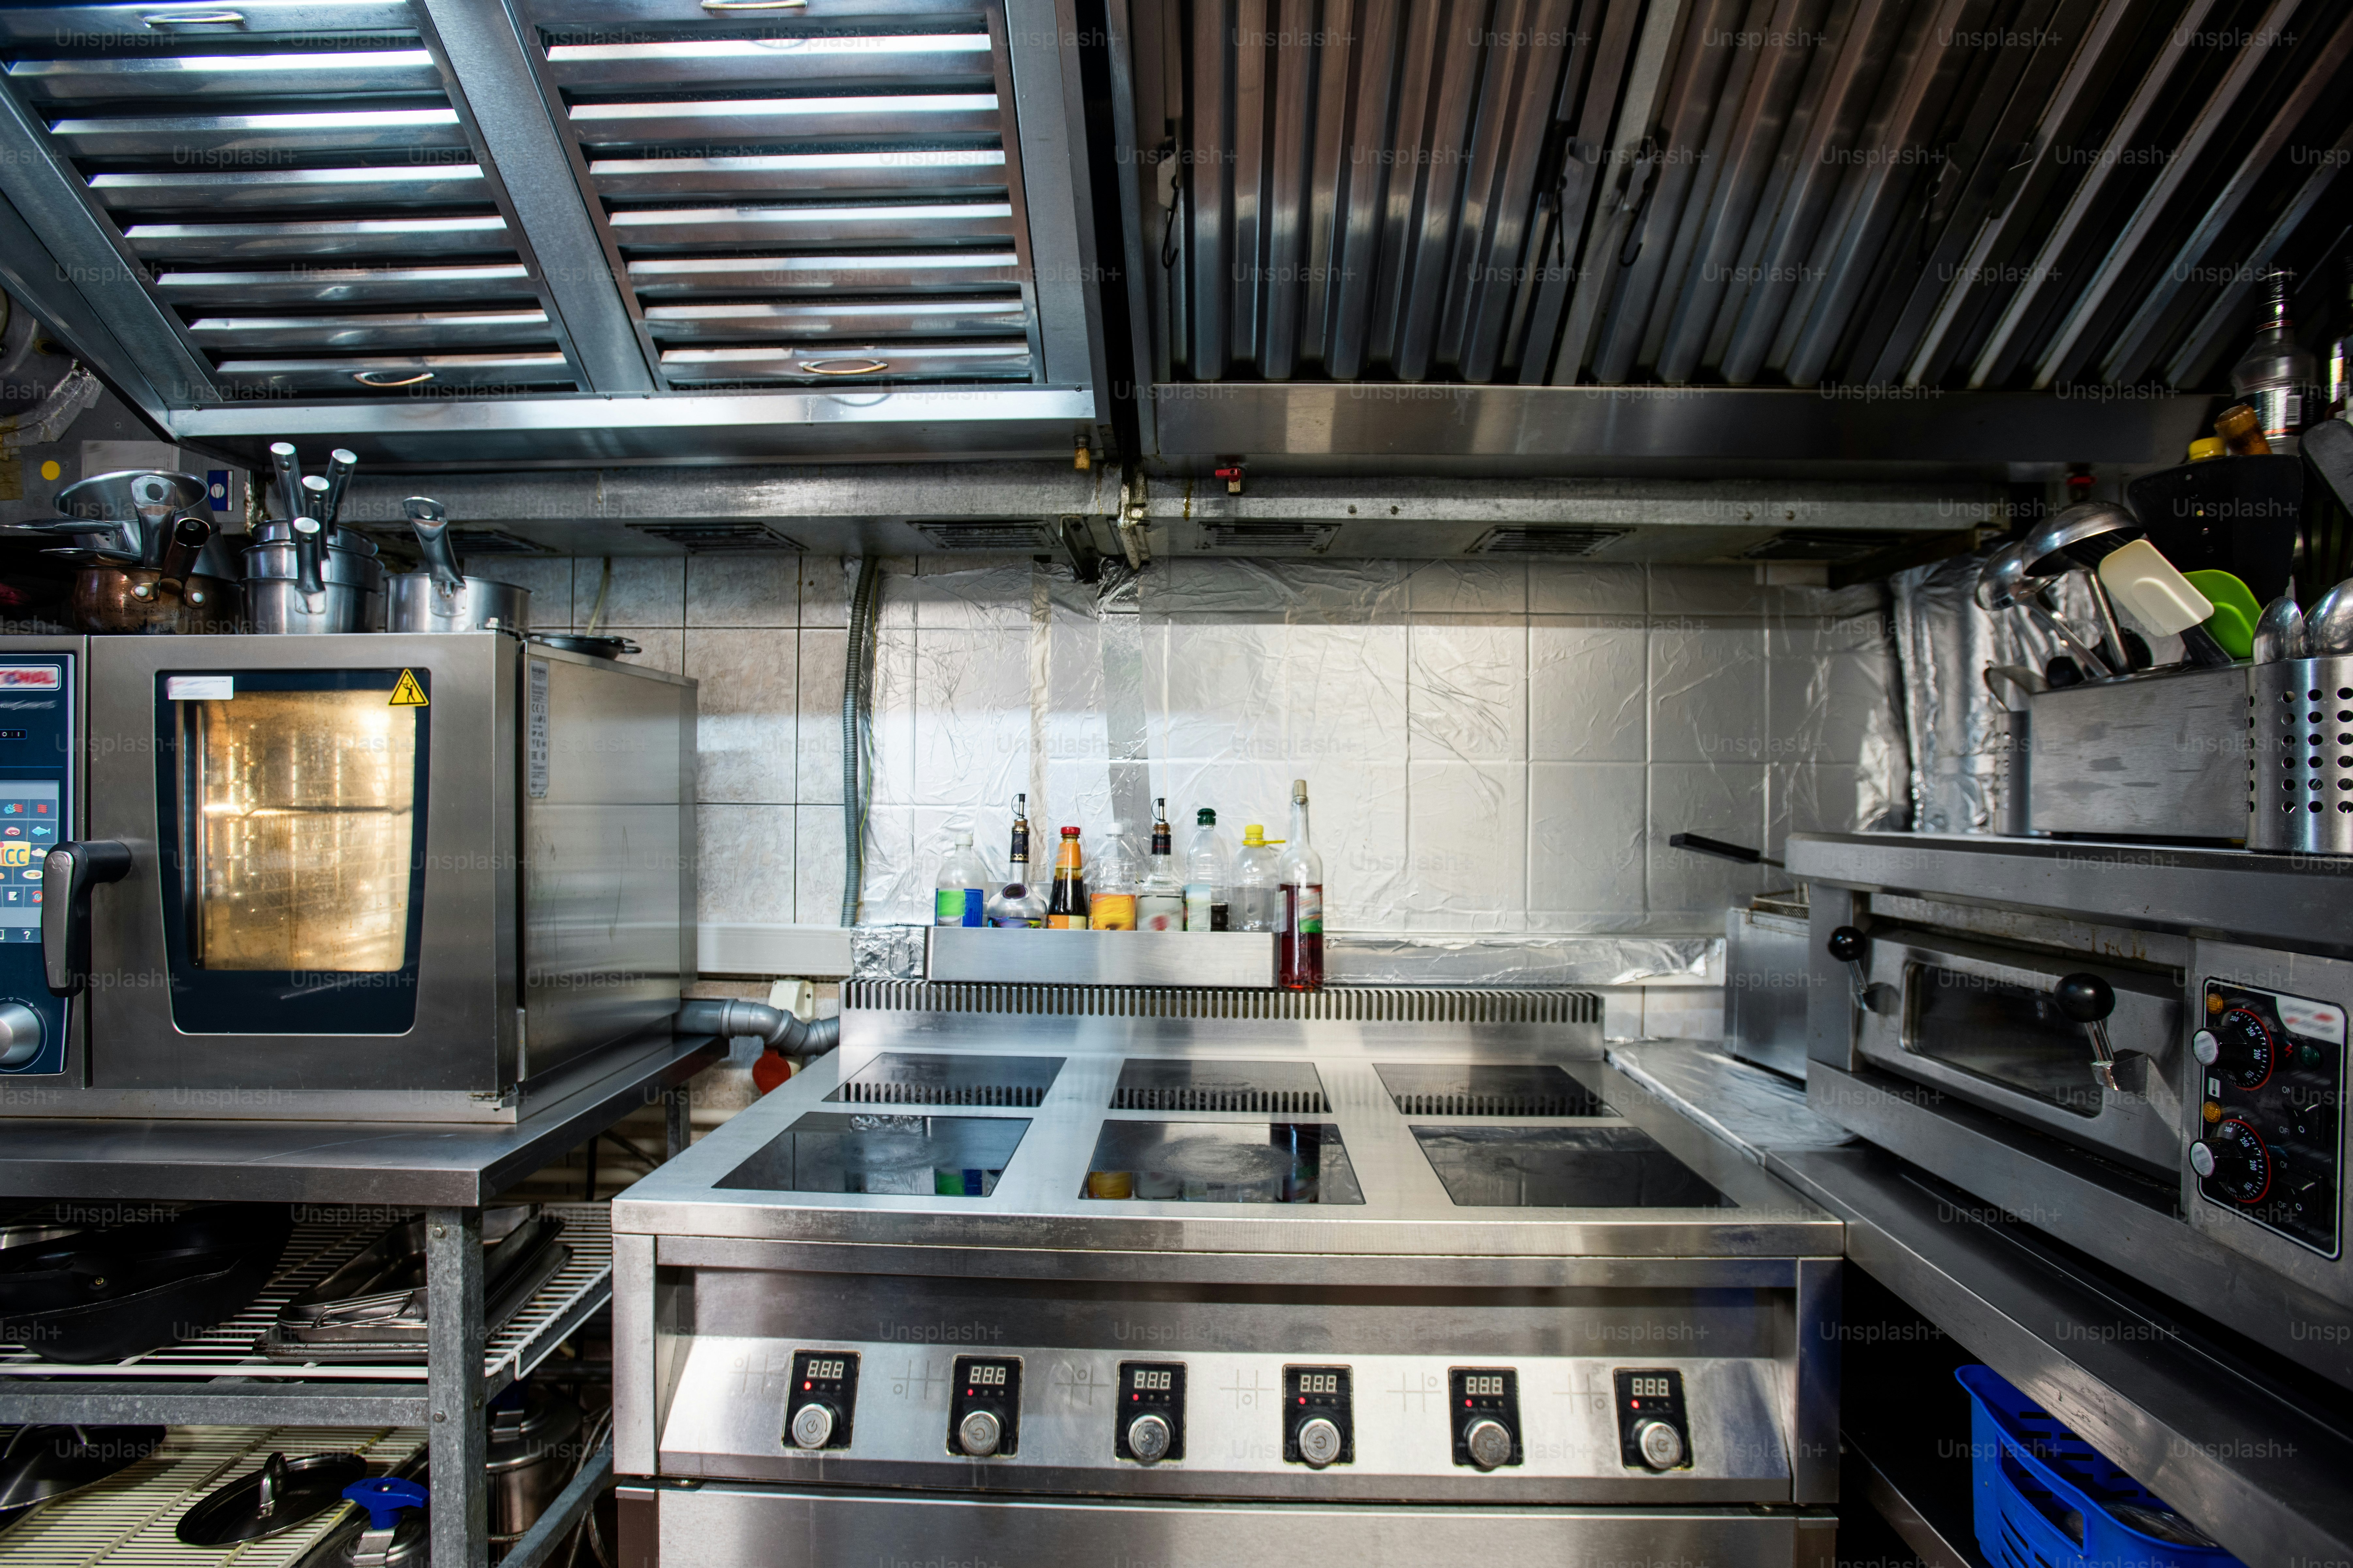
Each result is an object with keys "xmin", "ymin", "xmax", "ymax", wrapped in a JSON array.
[{"xmin": 466, "ymin": 553, "xmax": 1908, "ymax": 965}]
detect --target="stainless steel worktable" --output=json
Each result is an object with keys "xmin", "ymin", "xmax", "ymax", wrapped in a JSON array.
[
  {"xmin": 0, "ymin": 1036, "xmax": 721, "ymax": 1207},
  {"xmin": 1771, "ymin": 1141, "xmax": 2353, "ymax": 1568}
]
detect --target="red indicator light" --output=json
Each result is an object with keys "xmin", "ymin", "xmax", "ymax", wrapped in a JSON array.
[
  {"xmin": 802, "ymin": 1381, "xmax": 810, "ymax": 1390},
  {"xmin": 1464, "ymin": 1399, "xmax": 1472, "ymax": 1407},
  {"xmin": 1297, "ymin": 1396, "xmax": 1305, "ymax": 1405}
]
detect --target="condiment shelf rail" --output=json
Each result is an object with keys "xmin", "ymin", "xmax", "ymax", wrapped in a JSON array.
[{"xmin": 0, "ymin": 1204, "xmax": 612, "ymax": 1426}]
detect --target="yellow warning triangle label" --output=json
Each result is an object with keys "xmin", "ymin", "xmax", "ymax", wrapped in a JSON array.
[{"xmin": 389, "ymin": 669, "xmax": 429, "ymax": 707}]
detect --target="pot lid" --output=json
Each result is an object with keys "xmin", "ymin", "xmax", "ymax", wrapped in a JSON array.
[
  {"xmin": 176, "ymin": 1451, "xmax": 369, "ymax": 1547},
  {"xmin": 0, "ymin": 1425, "xmax": 164, "ymax": 1510}
]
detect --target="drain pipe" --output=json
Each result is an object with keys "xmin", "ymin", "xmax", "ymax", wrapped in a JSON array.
[{"xmin": 677, "ymin": 998, "xmax": 839, "ymax": 1059}]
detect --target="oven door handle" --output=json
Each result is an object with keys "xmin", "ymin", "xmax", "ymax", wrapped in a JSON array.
[{"xmin": 40, "ymin": 841, "xmax": 132, "ymax": 997}]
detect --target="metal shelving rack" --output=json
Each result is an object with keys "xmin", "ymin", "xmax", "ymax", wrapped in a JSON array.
[{"xmin": 0, "ymin": 1037, "xmax": 718, "ymax": 1568}]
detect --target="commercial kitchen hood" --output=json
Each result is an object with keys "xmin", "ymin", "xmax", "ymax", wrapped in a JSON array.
[
  {"xmin": 3, "ymin": 0, "xmax": 2348, "ymax": 473},
  {"xmin": 1110, "ymin": 0, "xmax": 2353, "ymax": 469},
  {"xmin": 0, "ymin": 0, "xmax": 1109, "ymax": 465}
]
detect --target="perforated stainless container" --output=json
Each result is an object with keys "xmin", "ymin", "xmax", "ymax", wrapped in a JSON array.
[{"xmin": 2247, "ymin": 657, "xmax": 2353, "ymax": 855}]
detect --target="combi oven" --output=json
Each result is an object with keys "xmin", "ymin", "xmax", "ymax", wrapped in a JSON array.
[{"xmin": 0, "ymin": 633, "xmax": 694, "ymax": 1122}]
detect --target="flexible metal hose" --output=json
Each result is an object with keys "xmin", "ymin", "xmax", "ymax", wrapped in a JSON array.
[{"xmin": 840, "ymin": 558, "xmax": 882, "ymax": 925}]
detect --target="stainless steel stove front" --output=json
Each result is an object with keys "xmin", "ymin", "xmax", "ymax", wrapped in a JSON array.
[{"xmin": 612, "ymin": 988, "xmax": 1842, "ymax": 1566}]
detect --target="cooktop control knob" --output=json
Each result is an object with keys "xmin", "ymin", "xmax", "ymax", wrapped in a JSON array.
[
  {"xmin": 1295, "ymin": 1416, "xmax": 1343, "ymax": 1468},
  {"xmin": 1283, "ymin": 1366, "xmax": 1353, "ymax": 1468},
  {"xmin": 1126, "ymin": 1412, "xmax": 1172, "ymax": 1464},
  {"xmin": 785, "ymin": 1350, "xmax": 858, "ymax": 1452},
  {"xmin": 789, "ymin": 1402, "xmax": 835, "ymax": 1450},
  {"xmin": 1636, "ymin": 1418, "xmax": 1685, "ymax": 1471},
  {"xmin": 957, "ymin": 1409, "xmax": 1002, "ymax": 1457},
  {"xmin": 1465, "ymin": 1418, "xmax": 1513, "ymax": 1471},
  {"xmin": 949, "ymin": 1356, "xmax": 1021, "ymax": 1459}
]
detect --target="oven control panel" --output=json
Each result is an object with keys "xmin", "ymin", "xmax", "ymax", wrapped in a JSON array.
[
  {"xmin": 948, "ymin": 1356, "xmax": 1021, "ymax": 1457},
  {"xmin": 2194, "ymin": 978, "xmax": 2344, "ymax": 1258},
  {"xmin": 736, "ymin": 1347, "xmax": 1773, "ymax": 1492},
  {"xmin": 784, "ymin": 1351, "xmax": 859, "ymax": 1451},
  {"xmin": 0, "ymin": 655, "xmax": 71, "ymax": 1080}
]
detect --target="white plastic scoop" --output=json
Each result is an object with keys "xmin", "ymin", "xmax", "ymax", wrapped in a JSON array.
[{"xmin": 2098, "ymin": 539, "xmax": 2233, "ymax": 666}]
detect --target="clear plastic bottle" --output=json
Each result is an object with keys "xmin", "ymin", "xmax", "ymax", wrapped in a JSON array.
[
  {"xmin": 1183, "ymin": 807, "xmax": 1230, "ymax": 931},
  {"xmin": 2232, "ymin": 267, "xmax": 2320, "ymax": 453},
  {"xmin": 932, "ymin": 831, "xmax": 990, "ymax": 927},
  {"xmin": 1091, "ymin": 822, "xmax": 1139, "ymax": 931},
  {"xmin": 1137, "ymin": 800, "xmax": 1185, "ymax": 932},
  {"xmin": 1234, "ymin": 824, "xmax": 1279, "ymax": 933},
  {"xmin": 985, "ymin": 794, "xmax": 1047, "ymax": 928},
  {"xmin": 1277, "ymin": 778, "xmax": 1325, "ymax": 990}
]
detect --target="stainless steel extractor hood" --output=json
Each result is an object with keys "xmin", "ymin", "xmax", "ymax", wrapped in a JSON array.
[
  {"xmin": 0, "ymin": 0, "xmax": 1108, "ymax": 464},
  {"xmin": 1110, "ymin": 0, "xmax": 2353, "ymax": 468}
]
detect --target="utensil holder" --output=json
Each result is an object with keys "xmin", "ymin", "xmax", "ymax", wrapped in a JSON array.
[{"xmin": 2247, "ymin": 656, "xmax": 2353, "ymax": 855}]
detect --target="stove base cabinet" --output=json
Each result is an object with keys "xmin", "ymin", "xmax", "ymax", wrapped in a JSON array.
[{"xmin": 616, "ymin": 1483, "xmax": 1837, "ymax": 1568}]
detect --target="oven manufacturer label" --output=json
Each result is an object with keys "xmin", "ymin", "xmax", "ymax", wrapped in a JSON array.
[
  {"xmin": 527, "ymin": 659, "xmax": 550, "ymax": 799},
  {"xmin": 165, "ymin": 675, "xmax": 231, "ymax": 700}
]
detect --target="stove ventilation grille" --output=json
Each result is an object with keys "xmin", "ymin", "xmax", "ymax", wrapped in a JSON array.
[
  {"xmin": 847, "ymin": 982, "xmax": 1600, "ymax": 1024},
  {"xmin": 834, "ymin": 1080, "xmax": 1045, "ymax": 1107},
  {"xmin": 1107, "ymin": 1087, "xmax": 1330, "ymax": 1114},
  {"xmin": 1388, "ymin": 1091, "xmax": 1590, "ymax": 1117}
]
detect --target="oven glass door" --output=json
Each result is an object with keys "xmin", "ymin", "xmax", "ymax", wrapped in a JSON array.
[
  {"xmin": 1902, "ymin": 961, "xmax": 2101, "ymax": 1116},
  {"xmin": 156, "ymin": 668, "xmax": 430, "ymax": 1033}
]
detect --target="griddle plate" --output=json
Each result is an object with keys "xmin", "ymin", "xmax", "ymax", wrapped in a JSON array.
[
  {"xmin": 1109, "ymin": 1058, "xmax": 1330, "ymax": 1113},
  {"xmin": 718, "ymin": 1112, "xmax": 1033, "ymax": 1196},
  {"xmin": 1082, "ymin": 1120, "xmax": 1363, "ymax": 1204},
  {"xmin": 1411, "ymin": 1125, "xmax": 1728, "ymax": 1209},
  {"xmin": 1375, "ymin": 1062, "xmax": 1604, "ymax": 1117},
  {"xmin": 826, "ymin": 1052, "xmax": 1064, "ymax": 1107}
]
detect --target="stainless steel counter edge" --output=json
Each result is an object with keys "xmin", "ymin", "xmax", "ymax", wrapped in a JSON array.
[
  {"xmin": 1768, "ymin": 1143, "xmax": 2353, "ymax": 1566},
  {"xmin": 1810, "ymin": 1061, "xmax": 2353, "ymax": 1392},
  {"xmin": 1784, "ymin": 832, "xmax": 2353, "ymax": 958},
  {"xmin": 0, "ymin": 1037, "xmax": 722, "ymax": 1206},
  {"xmin": 647, "ymin": 1234, "xmax": 1815, "ymax": 1289}
]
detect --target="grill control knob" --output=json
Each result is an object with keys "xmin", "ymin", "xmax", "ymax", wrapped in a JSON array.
[
  {"xmin": 1296, "ymin": 1416, "xmax": 1342, "ymax": 1468},
  {"xmin": 1465, "ymin": 1418, "xmax": 1512, "ymax": 1471},
  {"xmin": 1635, "ymin": 1419, "xmax": 1684, "ymax": 1471},
  {"xmin": 0, "ymin": 1002, "xmax": 42, "ymax": 1068},
  {"xmin": 957, "ymin": 1409, "xmax": 1003, "ymax": 1457},
  {"xmin": 789, "ymin": 1402, "xmax": 835, "ymax": 1450},
  {"xmin": 1126, "ymin": 1412, "xmax": 1172, "ymax": 1464}
]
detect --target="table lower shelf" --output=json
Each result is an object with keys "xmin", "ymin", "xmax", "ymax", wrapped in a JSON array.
[{"xmin": 0, "ymin": 1203, "xmax": 612, "ymax": 1424}]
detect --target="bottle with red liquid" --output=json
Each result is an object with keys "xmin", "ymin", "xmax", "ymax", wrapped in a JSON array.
[{"xmin": 1277, "ymin": 779, "xmax": 1323, "ymax": 990}]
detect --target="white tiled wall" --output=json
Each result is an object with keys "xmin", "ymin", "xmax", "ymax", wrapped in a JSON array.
[{"xmin": 476, "ymin": 553, "xmax": 1904, "ymax": 959}]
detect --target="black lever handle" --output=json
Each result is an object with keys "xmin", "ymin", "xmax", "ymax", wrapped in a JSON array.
[
  {"xmin": 41, "ymin": 840, "xmax": 131, "ymax": 997},
  {"xmin": 2054, "ymin": 972, "xmax": 2114, "ymax": 1024},
  {"xmin": 1669, "ymin": 832, "xmax": 1785, "ymax": 870},
  {"xmin": 1827, "ymin": 926, "xmax": 1867, "ymax": 964}
]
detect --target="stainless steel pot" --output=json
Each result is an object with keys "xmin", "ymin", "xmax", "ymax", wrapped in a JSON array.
[
  {"xmin": 242, "ymin": 522, "xmax": 386, "ymax": 635},
  {"xmin": 485, "ymin": 1384, "xmax": 583, "ymax": 1541},
  {"xmin": 384, "ymin": 573, "xmax": 528, "ymax": 635},
  {"xmin": 70, "ymin": 566, "xmax": 241, "ymax": 635}
]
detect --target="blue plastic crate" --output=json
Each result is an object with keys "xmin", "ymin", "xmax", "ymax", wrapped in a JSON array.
[{"xmin": 1956, "ymin": 1365, "xmax": 2243, "ymax": 1568}]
